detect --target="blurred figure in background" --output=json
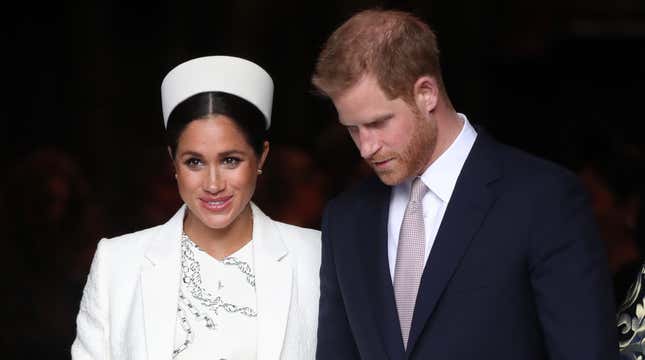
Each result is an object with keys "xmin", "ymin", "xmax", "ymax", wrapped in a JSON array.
[
  {"xmin": 314, "ymin": 121, "xmax": 372, "ymax": 197},
  {"xmin": 127, "ymin": 146, "xmax": 183, "ymax": 231},
  {"xmin": 575, "ymin": 133, "xmax": 645, "ymax": 358},
  {"xmin": 577, "ymin": 138, "xmax": 644, "ymax": 303},
  {"xmin": 254, "ymin": 144, "xmax": 328, "ymax": 228},
  {"xmin": 1, "ymin": 147, "xmax": 104, "ymax": 359}
]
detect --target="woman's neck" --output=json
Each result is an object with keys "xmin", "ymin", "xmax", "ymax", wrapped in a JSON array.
[{"xmin": 183, "ymin": 205, "xmax": 254, "ymax": 260}]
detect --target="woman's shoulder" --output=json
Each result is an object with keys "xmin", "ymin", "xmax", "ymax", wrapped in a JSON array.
[
  {"xmin": 99, "ymin": 224, "xmax": 166, "ymax": 252},
  {"xmin": 273, "ymin": 221, "xmax": 320, "ymax": 239},
  {"xmin": 87, "ymin": 222, "xmax": 178, "ymax": 285},
  {"xmin": 252, "ymin": 203, "xmax": 320, "ymax": 243},
  {"xmin": 270, "ymin": 220, "xmax": 321, "ymax": 256},
  {"xmin": 98, "ymin": 207, "xmax": 185, "ymax": 256}
]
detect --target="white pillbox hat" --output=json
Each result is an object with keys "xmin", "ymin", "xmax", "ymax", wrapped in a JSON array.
[{"xmin": 161, "ymin": 56, "xmax": 274, "ymax": 129}]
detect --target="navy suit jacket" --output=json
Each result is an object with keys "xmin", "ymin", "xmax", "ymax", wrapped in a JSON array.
[{"xmin": 317, "ymin": 131, "xmax": 618, "ymax": 359}]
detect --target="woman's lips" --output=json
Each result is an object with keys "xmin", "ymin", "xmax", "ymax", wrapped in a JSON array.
[{"xmin": 199, "ymin": 195, "xmax": 233, "ymax": 211}]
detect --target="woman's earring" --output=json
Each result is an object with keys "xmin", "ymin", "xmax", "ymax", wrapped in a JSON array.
[
  {"xmin": 174, "ymin": 173, "xmax": 178, "ymax": 180},
  {"xmin": 257, "ymin": 169, "xmax": 263, "ymax": 175}
]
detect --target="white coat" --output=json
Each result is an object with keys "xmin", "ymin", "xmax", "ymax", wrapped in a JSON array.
[{"xmin": 72, "ymin": 203, "xmax": 321, "ymax": 360}]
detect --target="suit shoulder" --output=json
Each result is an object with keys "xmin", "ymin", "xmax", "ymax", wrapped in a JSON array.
[
  {"xmin": 494, "ymin": 141, "xmax": 579, "ymax": 188},
  {"xmin": 474, "ymin": 140, "xmax": 588, "ymax": 212}
]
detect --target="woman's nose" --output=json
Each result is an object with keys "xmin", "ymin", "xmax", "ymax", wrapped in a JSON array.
[{"xmin": 203, "ymin": 166, "xmax": 224, "ymax": 193}]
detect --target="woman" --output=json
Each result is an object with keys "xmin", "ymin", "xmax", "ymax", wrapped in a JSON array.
[{"xmin": 72, "ymin": 56, "xmax": 321, "ymax": 359}]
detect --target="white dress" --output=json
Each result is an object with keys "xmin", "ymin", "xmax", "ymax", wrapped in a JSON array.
[{"xmin": 173, "ymin": 233, "xmax": 258, "ymax": 359}]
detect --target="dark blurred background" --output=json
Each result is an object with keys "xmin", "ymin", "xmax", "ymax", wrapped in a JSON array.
[{"xmin": 2, "ymin": 0, "xmax": 644, "ymax": 358}]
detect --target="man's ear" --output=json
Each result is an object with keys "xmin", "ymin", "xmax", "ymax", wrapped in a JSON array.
[{"xmin": 413, "ymin": 76, "xmax": 439, "ymax": 114}]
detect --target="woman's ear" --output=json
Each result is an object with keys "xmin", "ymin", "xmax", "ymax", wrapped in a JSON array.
[
  {"xmin": 167, "ymin": 146, "xmax": 178, "ymax": 176},
  {"xmin": 167, "ymin": 146, "xmax": 174, "ymax": 161},
  {"xmin": 258, "ymin": 141, "xmax": 270, "ymax": 171}
]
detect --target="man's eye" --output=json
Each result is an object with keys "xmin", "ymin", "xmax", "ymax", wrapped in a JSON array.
[{"xmin": 372, "ymin": 119, "xmax": 386, "ymax": 128}]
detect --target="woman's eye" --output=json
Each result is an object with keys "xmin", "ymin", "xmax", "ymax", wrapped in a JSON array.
[
  {"xmin": 222, "ymin": 157, "xmax": 240, "ymax": 167},
  {"xmin": 184, "ymin": 158, "xmax": 203, "ymax": 168}
]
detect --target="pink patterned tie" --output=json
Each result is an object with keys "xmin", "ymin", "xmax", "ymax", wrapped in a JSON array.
[{"xmin": 394, "ymin": 177, "xmax": 428, "ymax": 349}]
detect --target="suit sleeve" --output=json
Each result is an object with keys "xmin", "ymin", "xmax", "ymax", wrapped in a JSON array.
[
  {"xmin": 316, "ymin": 202, "xmax": 361, "ymax": 359},
  {"xmin": 71, "ymin": 239, "xmax": 110, "ymax": 360},
  {"xmin": 527, "ymin": 174, "xmax": 619, "ymax": 360}
]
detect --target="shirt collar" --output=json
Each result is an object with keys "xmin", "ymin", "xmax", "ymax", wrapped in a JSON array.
[{"xmin": 409, "ymin": 113, "xmax": 477, "ymax": 202}]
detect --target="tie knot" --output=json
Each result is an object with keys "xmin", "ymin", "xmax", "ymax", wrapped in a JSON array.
[{"xmin": 409, "ymin": 177, "xmax": 428, "ymax": 203}]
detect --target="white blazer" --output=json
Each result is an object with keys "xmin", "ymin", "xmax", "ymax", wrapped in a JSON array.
[{"xmin": 72, "ymin": 203, "xmax": 321, "ymax": 360}]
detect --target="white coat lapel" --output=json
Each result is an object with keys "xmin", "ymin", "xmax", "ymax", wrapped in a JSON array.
[
  {"xmin": 252, "ymin": 203, "xmax": 293, "ymax": 360},
  {"xmin": 141, "ymin": 206, "xmax": 185, "ymax": 360}
]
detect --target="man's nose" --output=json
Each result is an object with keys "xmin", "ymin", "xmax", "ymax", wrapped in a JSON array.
[{"xmin": 357, "ymin": 128, "xmax": 379, "ymax": 159}]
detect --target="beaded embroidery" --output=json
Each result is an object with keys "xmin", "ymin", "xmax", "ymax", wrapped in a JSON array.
[{"xmin": 172, "ymin": 233, "xmax": 257, "ymax": 358}]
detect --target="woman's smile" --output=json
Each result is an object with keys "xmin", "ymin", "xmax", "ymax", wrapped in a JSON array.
[{"xmin": 199, "ymin": 195, "xmax": 233, "ymax": 212}]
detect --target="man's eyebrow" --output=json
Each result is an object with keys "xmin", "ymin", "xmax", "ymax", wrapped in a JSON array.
[
  {"xmin": 340, "ymin": 113, "xmax": 394, "ymax": 126},
  {"xmin": 370, "ymin": 113, "xmax": 394, "ymax": 124}
]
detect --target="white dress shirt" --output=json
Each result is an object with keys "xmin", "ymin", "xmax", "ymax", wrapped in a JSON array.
[{"xmin": 388, "ymin": 114, "xmax": 477, "ymax": 281}]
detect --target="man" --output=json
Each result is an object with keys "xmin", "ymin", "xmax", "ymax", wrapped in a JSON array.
[{"xmin": 312, "ymin": 9, "xmax": 618, "ymax": 359}]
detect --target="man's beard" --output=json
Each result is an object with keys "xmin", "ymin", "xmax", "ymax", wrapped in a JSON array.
[{"xmin": 374, "ymin": 111, "xmax": 437, "ymax": 186}]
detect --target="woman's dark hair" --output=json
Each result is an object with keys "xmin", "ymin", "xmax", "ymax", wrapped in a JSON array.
[{"xmin": 166, "ymin": 92, "xmax": 267, "ymax": 158}]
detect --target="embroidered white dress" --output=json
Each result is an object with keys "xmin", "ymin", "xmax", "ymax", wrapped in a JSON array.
[{"xmin": 173, "ymin": 233, "xmax": 258, "ymax": 359}]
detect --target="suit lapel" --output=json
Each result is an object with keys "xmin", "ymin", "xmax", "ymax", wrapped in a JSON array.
[
  {"xmin": 356, "ymin": 178, "xmax": 406, "ymax": 359},
  {"xmin": 406, "ymin": 133, "xmax": 502, "ymax": 353},
  {"xmin": 252, "ymin": 203, "xmax": 292, "ymax": 360},
  {"xmin": 141, "ymin": 206, "xmax": 185, "ymax": 360}
]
